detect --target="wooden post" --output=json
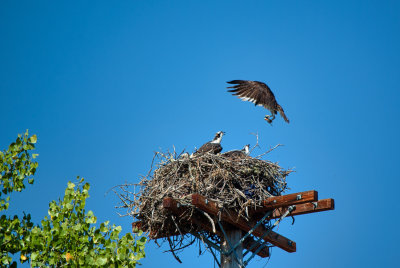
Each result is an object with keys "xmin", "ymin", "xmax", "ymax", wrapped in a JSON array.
[{"xmin": 220, "ymin": 229, "xmax": 243, "ymax": 268}]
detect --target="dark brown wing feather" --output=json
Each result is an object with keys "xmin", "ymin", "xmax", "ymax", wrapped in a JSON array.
[
  {"xmin": 222, "ymin": 150, "xmax": 248, "ymax": 160},
  {"xmin": 227, "ymin": 80, "xmax": 278, "ymax": 111},
  {"xmin": 195, "ymin": 142, "xmax": 222, "ymax": 155}
]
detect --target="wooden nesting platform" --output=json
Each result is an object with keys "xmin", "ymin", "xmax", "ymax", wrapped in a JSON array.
[{"xmin": 132, "ymin": 190, "xmax": 334, "ymax": 258}]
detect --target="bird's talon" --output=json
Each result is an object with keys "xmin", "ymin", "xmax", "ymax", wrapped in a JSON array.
[{"xmin": 264, "ymin": 116, "xmax": 273, "ymax": 124}]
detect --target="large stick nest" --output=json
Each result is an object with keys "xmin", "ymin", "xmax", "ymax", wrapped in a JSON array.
[{"xmin": 116, "ymin": 145, "xmax": 292, "ymax": 260}]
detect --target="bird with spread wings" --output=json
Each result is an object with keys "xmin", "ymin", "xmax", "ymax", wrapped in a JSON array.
[{"xmin": 227, "ymin": 80, "xmax": 289, "ymax": 124}]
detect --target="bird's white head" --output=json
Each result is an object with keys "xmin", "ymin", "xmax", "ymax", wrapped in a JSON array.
[
  {"xmin": 211, "ymin": 131, "xmax": 225, "ymax": 144},
  {"xmin": 243, "ymin": 144, "xmax": 250, "ymax": 155}
]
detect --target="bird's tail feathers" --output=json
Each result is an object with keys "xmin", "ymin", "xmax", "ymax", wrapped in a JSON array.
[{"xmin": 277, "ymin": 104, "xmax": 290, "ymax": 123}]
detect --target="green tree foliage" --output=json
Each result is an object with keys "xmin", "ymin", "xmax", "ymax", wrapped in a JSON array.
[
  {"xmin": 0, "ymin": 131, "xmax": 38, "ymax": 211},
  {"xmin": 1, "ymin": 131, "xmax": 146, "ymax": 267},
  {"xmin": 0, "ymin": 131, "xmax": 36, "ymax": 266}
]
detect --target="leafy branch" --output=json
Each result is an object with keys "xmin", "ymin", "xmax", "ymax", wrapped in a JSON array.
[{"xmin": 0, "ymin": 131, "xmax": 146, "ymax": 267}]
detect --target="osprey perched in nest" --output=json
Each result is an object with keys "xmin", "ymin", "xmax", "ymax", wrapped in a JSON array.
[
  {"xmin": 227, "ymin": 80, "xmax": 289, "ymax": 124},
  {"xmin": 193, "ymin": 131, "xmax": 225, "ymax": 155},
  {"xmin": 222, "ymin": 144, "xmax": 250, "ymax": 160}
]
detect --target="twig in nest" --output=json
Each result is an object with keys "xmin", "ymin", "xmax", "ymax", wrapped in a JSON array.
[
  {"xmin": 171, "ymin": 215, "xmax": 184, "ymax": 240},
  {"xmin": 196, "ymin": 208, "xmax": 216, "ymax": 234},
  {"xmin": 250, "ymin": 132, "xmax": 261, "ymax": 153},
  {"xmin": 167, "ymin": 237, "xmax": 182, "ymax": 264},
  {"xmin": 147, "ymin": 152, "xmax": 159, "ymax": 178},
  {"xmin": 166, "ymin": 237, "xmax": 196, "ymax": 253},
  {"xmin": 256, "ymin": 144, "xmax": 283, "ymax": 159},
  {"xmin": 234, "ymin": 188, "xmax": 247, "ymax": 199}
]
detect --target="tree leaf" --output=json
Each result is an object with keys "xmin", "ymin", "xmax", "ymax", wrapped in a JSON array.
[
  {"xmin": 95, "ymin": 256, "xmax": 107, "ymax": 266},
  {"xmin": 29, "ymin": 135, "xmax": 37, "ymax": 144},
  {"xmin": 31, "ymin": 252, "xmax": 38, "ymax": 261}
]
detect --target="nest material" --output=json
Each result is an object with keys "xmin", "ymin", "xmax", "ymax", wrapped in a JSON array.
[{"xmin": 129, "ymin": 150, "xmax": 292, "ymax": 241}]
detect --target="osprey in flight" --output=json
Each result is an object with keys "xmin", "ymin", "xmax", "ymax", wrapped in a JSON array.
[
  {"xmin": 194, "ymin": 131, "xmax": 225, "ymax": 155},
  {"xmin": 227, "ymin": 80, "xmax": 289, "ymax": 124}
]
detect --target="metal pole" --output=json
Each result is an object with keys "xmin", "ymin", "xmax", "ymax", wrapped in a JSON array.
[{"xmin": 221, "ymin": 229, "xmax": 243, "ymax": 268}]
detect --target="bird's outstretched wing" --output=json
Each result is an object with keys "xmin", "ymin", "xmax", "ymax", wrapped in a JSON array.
[
  {"xmin": 227, "ymin": 80, "xmax": 289, "ymax": 123},
  {"xmin": 227, "ymin": 80, "xmax": 277, "ymax": 109}
]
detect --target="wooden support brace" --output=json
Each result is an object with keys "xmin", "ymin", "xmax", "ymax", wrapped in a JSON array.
[
  {"xmin": 191, "ymin": 194, "xmax": 296, "ymax": 253},
  {"xmin": 270, "ymin": 198, "xmax": 335, "ymax": 219},
  {"xmin": 260, "ymin": 190, "xmax": 318, "ymax": 211},
  {"xmin": 163, "ymin": 197, "xmax": 269, "ymax": 258}
]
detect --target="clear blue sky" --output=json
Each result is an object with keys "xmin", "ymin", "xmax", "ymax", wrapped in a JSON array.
[{"xmin": 1, "ymin": 0, "xmax": 399, "ymax": 267}]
